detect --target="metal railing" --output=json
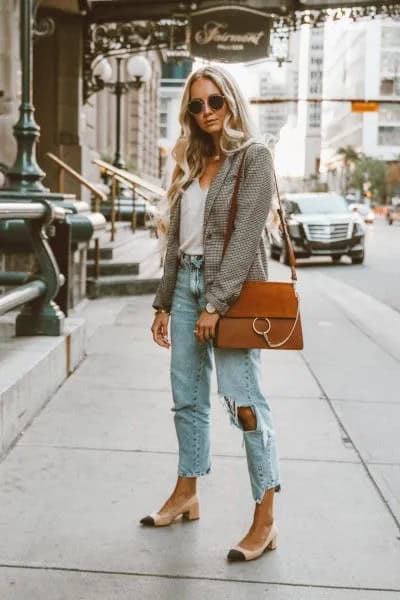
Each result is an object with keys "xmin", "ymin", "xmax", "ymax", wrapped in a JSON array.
[
  {"xmin": 0, "ymin": 202, "xmax": 66, "ymax": 221},
  {"xmin": 46, "ymin": 152, "xmax": 107, "ymax": 210},
  {"xmin": 0, "ymin": 200, "xmax": 67, "ymax": 335},
  {"xmin": 46, "ymin": 152, "xmax": 106, "ymax": 279},
  {"xmin": 93, "ymin": 159, "xmax": 166, "ymax": 242}
]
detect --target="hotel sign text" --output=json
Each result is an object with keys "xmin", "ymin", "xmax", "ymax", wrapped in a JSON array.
[{"xmin": 189, "ymin": 7, "xmax": 271, "ymax": 63}]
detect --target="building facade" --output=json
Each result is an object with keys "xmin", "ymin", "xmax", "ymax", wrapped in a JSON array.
[
  {"xmin": 0, "ymin": 0, "xmax": 20, "ymax": 178},
  {"xmin": 321, "ymin": 18, "xmax": 400, "ymax": 190},
  {"xmin": 158, "ymin": 59, "xmax": 193, "ymax": 185},
  {"xmin": 258, "ymin": 69, "xmax": 291, "ymax": 140},
  {"xmin": 297, "ymin": 25, "xmax": 324, "ymax": 177},
  {"xmin": 273, "ymin": 26, "xmax": 324, "ymax": 180},
  {"xmin": 0, "ymin": 2, "xmax": 162, "ymax": 198},
  {"xmin": 258, "ymin": 30, "xmax": 300, "ymax": 144},
  {"xmin": 93, "ymin": 52, "xmax": 161, "ymax": 184}
]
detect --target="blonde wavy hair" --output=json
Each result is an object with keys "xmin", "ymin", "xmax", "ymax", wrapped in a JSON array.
[{"xmin": 157, "ymin": 64, "xmax": 280, "ymax": 241}]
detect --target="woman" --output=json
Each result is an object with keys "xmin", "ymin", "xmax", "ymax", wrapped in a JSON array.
[{"xmin": 140, "ymin": 65, "xmax": 281, "ymax": 563}]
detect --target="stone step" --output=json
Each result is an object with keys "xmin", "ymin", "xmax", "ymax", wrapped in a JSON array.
[
  {"xmin": 0, "ymin": 318, "xmax": 85, "ymax": 457},
  {"xmin": 86, "ymin": 261, "xmax": 140, "ymax": 277},
  {"xmin": 87, "ymin": 247, "xmax": 114, "ymax": 260},
  {"xmin": 86, "ymin": 275, "xmax": 161, "ymax": 299},
  {"xmin": 0, "ymin": 313, "xmax": 17, "ymax": 341},
  {"xmin": 87, "ymin": 226, "xmax": 151, "ymax": 261}
]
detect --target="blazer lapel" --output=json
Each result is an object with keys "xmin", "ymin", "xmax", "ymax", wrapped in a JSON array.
[
  {"xmin": 203, "ymin": 153, "xmax": 235, "ymax": 226},
  {"xmin": 172, "ymin": 150, "xmax": 242, "ymax": 234},
  {"xmin": 171, "ymin": 179, "xmax": 192, "ymax": 237}
]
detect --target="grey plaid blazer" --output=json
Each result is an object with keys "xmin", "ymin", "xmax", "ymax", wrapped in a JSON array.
[{"xmin": 153, "ymin": 142, "xmax": 274, "ymax": 316}]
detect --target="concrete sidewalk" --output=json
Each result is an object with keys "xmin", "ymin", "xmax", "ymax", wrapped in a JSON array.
[{"xmin": 0, "ymin": 262, "xmax": 399, "ymax": 599}]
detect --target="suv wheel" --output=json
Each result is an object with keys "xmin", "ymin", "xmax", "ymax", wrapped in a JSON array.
[{"xmin": 351, "ymin": 252, "xmax": 364, "ymax": 265}]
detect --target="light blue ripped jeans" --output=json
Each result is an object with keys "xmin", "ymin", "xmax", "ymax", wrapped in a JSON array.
[{"xmin": 170, "ymin": 254, "xmax": 281, "ymax": 503}]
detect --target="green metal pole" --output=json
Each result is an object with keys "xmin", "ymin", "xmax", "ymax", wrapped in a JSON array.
[
  {"xmin": 113, "ymin": 57, "xmax": 126, "ymax": 170},
  {"xmin": 5, "ymin": 0, "xmax": 46, "ymax": 192}
]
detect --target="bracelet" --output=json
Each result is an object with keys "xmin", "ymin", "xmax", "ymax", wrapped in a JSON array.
[{"xmin": 154, "ymin": 307, "xmax": 170, "ymax": 315}]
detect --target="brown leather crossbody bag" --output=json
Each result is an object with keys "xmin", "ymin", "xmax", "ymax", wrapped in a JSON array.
[{"xmin": 214, "ymin": 149, "xmax": 304, "ymax": 351}]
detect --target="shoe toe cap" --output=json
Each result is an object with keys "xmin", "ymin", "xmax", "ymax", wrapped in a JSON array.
[
  {"xmin": 227, "ymin": 548, "xmax": 246, "ymax": 561},
  {"xmin": 140, "ymin": 515, "xmax": 155, "ymax": 526}
]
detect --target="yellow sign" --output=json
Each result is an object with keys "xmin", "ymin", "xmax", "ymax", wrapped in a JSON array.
[{"xmin": 351, "ymin": 101, "xmax": 379, "ymax": 112}]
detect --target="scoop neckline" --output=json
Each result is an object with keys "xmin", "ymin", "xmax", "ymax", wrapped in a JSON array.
[{"xmin": 196, "ymin": 177, "xmax": 209, "ymax": 193}]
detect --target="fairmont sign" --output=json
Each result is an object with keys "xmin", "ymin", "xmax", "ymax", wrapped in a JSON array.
[{"xmin": 189, "ymin": 6, "xmax": 271, "ymax": 63}]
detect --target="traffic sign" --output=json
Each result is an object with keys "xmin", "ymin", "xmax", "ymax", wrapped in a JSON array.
[{"xmin": 351, "ymin": 101, "xmax": 379, "ymax": 112}]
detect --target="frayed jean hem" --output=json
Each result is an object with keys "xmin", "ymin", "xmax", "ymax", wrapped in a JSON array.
[
  {"xmin": 178, "ymin": 466, "xmax": 211, "ymax": 478},
  {"xmin": 254, "ymin": 481, "xmax": 282, "ymax": 504}
]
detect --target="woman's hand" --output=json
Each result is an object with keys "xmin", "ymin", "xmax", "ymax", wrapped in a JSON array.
[
  {"xmin": 151, "ymin": 312, "xmax": 171, "ymax": 349},
  {"xmin": 194, "ymin": 311, "xmax": 220, "ymax": 343}
]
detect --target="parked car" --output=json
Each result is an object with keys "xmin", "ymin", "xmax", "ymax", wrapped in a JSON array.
[
  {"xmin": 270, "ymin": 193, "xmax": 365, "ymax": 264},
  {"xmin": 387, "ymin": 204, "xmax": 400, "ymax": 225},
  {"xmin": 348, "ymin": 202, "xmax": 375, "ymax": 224}
]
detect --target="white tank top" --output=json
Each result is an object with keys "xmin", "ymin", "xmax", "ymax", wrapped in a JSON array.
[{"xmin": 179, "ymin": 178, "xmax": 209, "ymax": 255}]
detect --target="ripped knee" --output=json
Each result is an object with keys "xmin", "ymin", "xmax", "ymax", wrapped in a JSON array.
[
  {"xmin": 221, "ymin": 396, "xmax": 258, "ymax": 432},
  {"xmin": 237, "ymin": 406, "xmax": 257, "ymax": 431}
]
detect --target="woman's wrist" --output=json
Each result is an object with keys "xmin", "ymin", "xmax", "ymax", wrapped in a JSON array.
[{"xmin": 154, "ymin": 307, "xmax": 170, "ymax": 316}]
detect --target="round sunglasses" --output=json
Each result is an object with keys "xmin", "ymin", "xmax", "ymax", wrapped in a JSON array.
[{"xmin": 187, "ymin": 94, "xmax": 225, "ymax": 115}]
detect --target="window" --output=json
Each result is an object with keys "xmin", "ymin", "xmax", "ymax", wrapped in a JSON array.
[
  {"xmin": 378, "ymin": 126, "xmax": 400, "ymax": 145},
  {"xmin": 380, "ymin": 105, "xmax": 400, "ymax": 123},
  {"xmin": 381, "ymin": 51, "xmax": 400, "ymax": 76},
  {"xmin": 381, "ymin": 26, "xmax": 400, "ymax": 49},
  {"xmin": 380, "ymin": 77, "xmax": 400, "ymax": 96}
]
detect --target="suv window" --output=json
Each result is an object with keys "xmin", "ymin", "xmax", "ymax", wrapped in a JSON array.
[{"xmin": 286, "ymin": 195, "xmax": 350, "ymax": 215}]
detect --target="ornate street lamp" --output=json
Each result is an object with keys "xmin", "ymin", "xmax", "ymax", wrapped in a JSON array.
[
  {"xmin": 3, "ymin": 0, "xmax": 46, "ymax": 192},
  {"xmin": 93, "ymin": 54, "xmax": 152, "ymax": 169}
]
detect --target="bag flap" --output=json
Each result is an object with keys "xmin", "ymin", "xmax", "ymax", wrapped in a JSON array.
[{"xmin": 225, "ymin": 281, "xmax": 299, "ymax": 318}]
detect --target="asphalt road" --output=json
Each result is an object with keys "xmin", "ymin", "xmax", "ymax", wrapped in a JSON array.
[{"xmin": 293, "ymin": 215, "xmax": 400, "ymax": 313}]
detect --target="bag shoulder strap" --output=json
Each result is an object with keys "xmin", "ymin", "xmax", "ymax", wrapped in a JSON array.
[{"xmin": 222, "ymin": 145, "xmax": 298, "ymax": 282}]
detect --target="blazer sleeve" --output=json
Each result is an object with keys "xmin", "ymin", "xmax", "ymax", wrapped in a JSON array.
[
  {"xmin": 205, "ymin": 143, "xmax": 274, "ymax": 315},
  {"xmin": 152, "ymin": 202, "xmax": 180, "ymax": 311}
]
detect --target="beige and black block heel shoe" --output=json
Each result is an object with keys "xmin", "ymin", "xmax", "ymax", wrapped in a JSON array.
[
  {"xmin": 227, "ymin": 521, "xmax": 278, "ymax": 562},
  {"xmin": 140, "ymin": 495, "xmax": 200, "ymax": 527}
]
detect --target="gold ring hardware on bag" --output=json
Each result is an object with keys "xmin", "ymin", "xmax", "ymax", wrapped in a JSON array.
[
  {"xmin": 252, "ymin": 317, "xmax": 272, "ymax": 336},
  {"xmin": 252, "ymin": 296, "xmax": 300, "ymax": 348}
]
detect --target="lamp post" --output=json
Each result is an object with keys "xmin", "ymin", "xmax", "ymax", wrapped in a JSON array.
[
  {"xmin": 4, "ymin": 0, "xmax": 46, "ymax": 192},
  {"xmin": 93, "ymin": 54, "xmax": 152, "ymax": 169}
]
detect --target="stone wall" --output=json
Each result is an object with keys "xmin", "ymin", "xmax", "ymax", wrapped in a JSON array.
[
  {"xmin": 33, "ymin": 11, "xmax": 100, "ymax": 204},
  {"xmin": 128, "ymin": 51, "xmax": 161, "ymax": 182},
  {"xmin": 0, "ymin": 0, "xmax": 19, "ymax": 172}
]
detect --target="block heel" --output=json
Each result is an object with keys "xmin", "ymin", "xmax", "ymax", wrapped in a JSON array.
[
  {"xmin": 227, "ymin": 521, "xmax": 279, "ymax": 562},
  {"xmin": 182, "ymin": 502, "xmax": 200, "ymax": 521},
  {"xmin": 140, "ymin": 495, "xmax": 200, "ymax": 527},
  {"xmin": 267, "ymin": 534, "xmax": 278, "ymax": 550}
]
